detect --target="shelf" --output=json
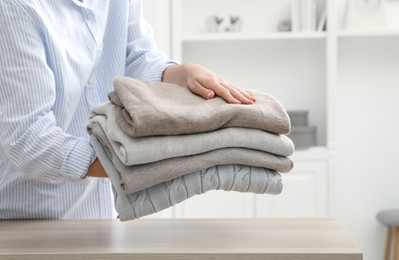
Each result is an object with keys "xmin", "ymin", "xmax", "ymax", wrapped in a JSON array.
[
  {"xmin": 181, "ymin": 32, "xmax": 327, "ymax": 42},
  {"xmin": 181, "ymin": 30, "xmax": 399, "ymax": 41},
  {"xmin": 338, "ymin": 30, "xmax": 399, "ymax": 38}
]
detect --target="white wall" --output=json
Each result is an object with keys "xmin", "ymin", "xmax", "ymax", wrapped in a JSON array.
[
  {"xmin": 334, "ymin": 1, "xmax": 399, "ymax": 259},
  {"xmin": 336, "ymin": 37, "xmax": 399, "ymax": 260},
  {"xmin": 142, "ymin": 0, "xmax": 171, "ymax": 57}
]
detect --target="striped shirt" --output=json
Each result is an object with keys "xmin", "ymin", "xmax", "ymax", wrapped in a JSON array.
[{"xmin": 0, "ymin": 0, "xmax": 176, "ymax": 219}]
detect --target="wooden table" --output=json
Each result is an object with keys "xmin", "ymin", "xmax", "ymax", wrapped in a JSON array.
[{"xmin": 0, "ymin": 218, "xmax": 362, "ymax": 260}]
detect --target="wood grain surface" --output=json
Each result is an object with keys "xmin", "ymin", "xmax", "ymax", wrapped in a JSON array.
[{"xmin": 0, "ymin": 218, "xmax": 362, "ymax": 260}]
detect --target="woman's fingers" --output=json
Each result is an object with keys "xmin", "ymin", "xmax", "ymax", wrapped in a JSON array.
[
  {"xmin": 196, "ymin": 76, "xmax": 242, "ymax": 104},
  {"xmin": 235, "ymin": 85, "xmax": 257, "ymax": 102},
  {"xmin": 187, "ymin": 72, "xmax": 256, "ymax": 105},
  {"xmin": 220, "ymin": 78, "xmax": 256, "ymax": 102},
  {"xmin": 219, "ymin": 79, "xmax": 255, "ymax": 104},
  {"xmin": 187, "ymin": 78, "xmax": 215, "ymax": 99}
]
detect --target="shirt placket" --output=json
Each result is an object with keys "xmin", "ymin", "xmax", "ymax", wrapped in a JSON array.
[
  {"xmin": 79, "ymin": 5, "xmax": 109, "ymax": 218},
  {"xmin": 80, "ymin": 7, "xmax": 103, "ymax": 108}
]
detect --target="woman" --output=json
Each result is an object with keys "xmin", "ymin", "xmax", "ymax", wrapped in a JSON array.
[{"xmin": 0, "ymin": 0, "xmax": 255, "ymax": 219}]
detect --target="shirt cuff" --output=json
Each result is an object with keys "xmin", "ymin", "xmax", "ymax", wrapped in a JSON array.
[
  {"xmin": 145, "ymin": 60, "xmax": 179, "ymax": 82},
  {"xmin": 59, "ymin": 137, "xmax": 97, "ymax": 181}
]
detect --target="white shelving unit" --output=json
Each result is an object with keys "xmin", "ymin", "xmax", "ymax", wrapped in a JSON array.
[{"xmin": 172, "ymin": 0, "xmax": 329, "ymax": 146}]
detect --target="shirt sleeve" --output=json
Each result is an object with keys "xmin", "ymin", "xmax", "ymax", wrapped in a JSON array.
[
  {"xmin": 0, "ymin": 1, "xmax": 96, "ymax": 182},
  {"xmin": 125, "ymin": 0, "xmax": 177, "ymax": 81}
]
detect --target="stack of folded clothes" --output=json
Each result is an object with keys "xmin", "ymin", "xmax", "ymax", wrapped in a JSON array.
[{"xmin": 87, "ymin": 77, "xmax": 294, "ymax": 221}]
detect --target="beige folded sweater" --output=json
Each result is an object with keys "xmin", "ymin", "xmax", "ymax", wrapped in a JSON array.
[
  {"xmin": 88, "ymin": 102, "xmax": 294, "ymax": 165},
  {"xmin": 108, "ymin": 77, "xmax": 291, "ymax": 137}
]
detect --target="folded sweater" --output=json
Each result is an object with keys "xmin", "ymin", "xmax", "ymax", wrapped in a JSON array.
[
  {"xmin": 90, "ymin": 123, "xmax": 293, "ymax": 194},
  {"xmin": 108, "ymin": 77, "xmax": 291, "ymax": 137},
  {"xmin": 88, "ymin": 102, "xmax": 295, "ymax": 165},
  {"xmin": 91, "ymin": 136, "xmax": 283, "ymax": 221}
]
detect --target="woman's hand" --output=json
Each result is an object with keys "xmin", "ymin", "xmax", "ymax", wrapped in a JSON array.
[
  {"xmin": 86, "ymin": 159, "xmax": 108, "ymax": 178},
  {"xmin": 162, "ymin": 63, "xmax": 256, "ymax": 104}
]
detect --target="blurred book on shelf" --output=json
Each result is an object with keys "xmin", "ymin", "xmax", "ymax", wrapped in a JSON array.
[{"xmin": 291, "ymin": 0, "xmax": 326, "ymax": 32}]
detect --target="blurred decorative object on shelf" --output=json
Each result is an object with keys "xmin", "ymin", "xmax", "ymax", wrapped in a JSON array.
[
  {"xmin": 291, "ymin": 0, "xmax": 317, "ymax": 32},
  {"xmin": 229, "ymin": 15, "xmax": 243, "ymax": 32},
  {"xmin": 277, "ymin": 19, "xmax": 292, "ymax": 32},
  {"xmin": 288, "ymin": 110, "xmax": 308, "ymax": 126},
  {"xmin": 205, "ymin": 15, "xmax": 243, "ymax": 33},
  {"xmin": 287, "ymin": 110, "xmax": 317, "ymax": 149},
  {"xmin": 317, "ymin": 7, "xmax": 327, "ymax": 31},
  {"xmin": 344, "ymin": 0, "xmax": 386, "ymax": 30},
  {"xmin": 205, "ymin": 15, "xmax": 224, "ymax": 33},
  {"xmin": 291, "ymin": 0, "xmax": 301, "ymax": 32}
]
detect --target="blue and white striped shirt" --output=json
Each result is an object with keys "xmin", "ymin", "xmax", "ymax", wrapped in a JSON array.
[{"xmin": 0, "ymin": 0, "xmax": 176, "ymax": 219}]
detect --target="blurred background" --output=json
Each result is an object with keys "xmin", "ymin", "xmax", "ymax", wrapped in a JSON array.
[{"xmin": 143, "ymin": 1, "xmax": 399, "ymax": 259}]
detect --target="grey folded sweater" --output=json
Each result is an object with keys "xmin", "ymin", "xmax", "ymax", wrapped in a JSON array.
[
  {"xmin": 108, "ymin": 77, "xmax": 291, "ymax": 137},
  {"xmin": 90, "ymin": 123, "xmax": 293, "ymax": 194},
  {"xmin": 88, "ymin": 102, "xmax": 295, "ymax": 165},
  {"xmin": 91, "ymin": 136, "xmax": 283, "ymax": 221}
]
